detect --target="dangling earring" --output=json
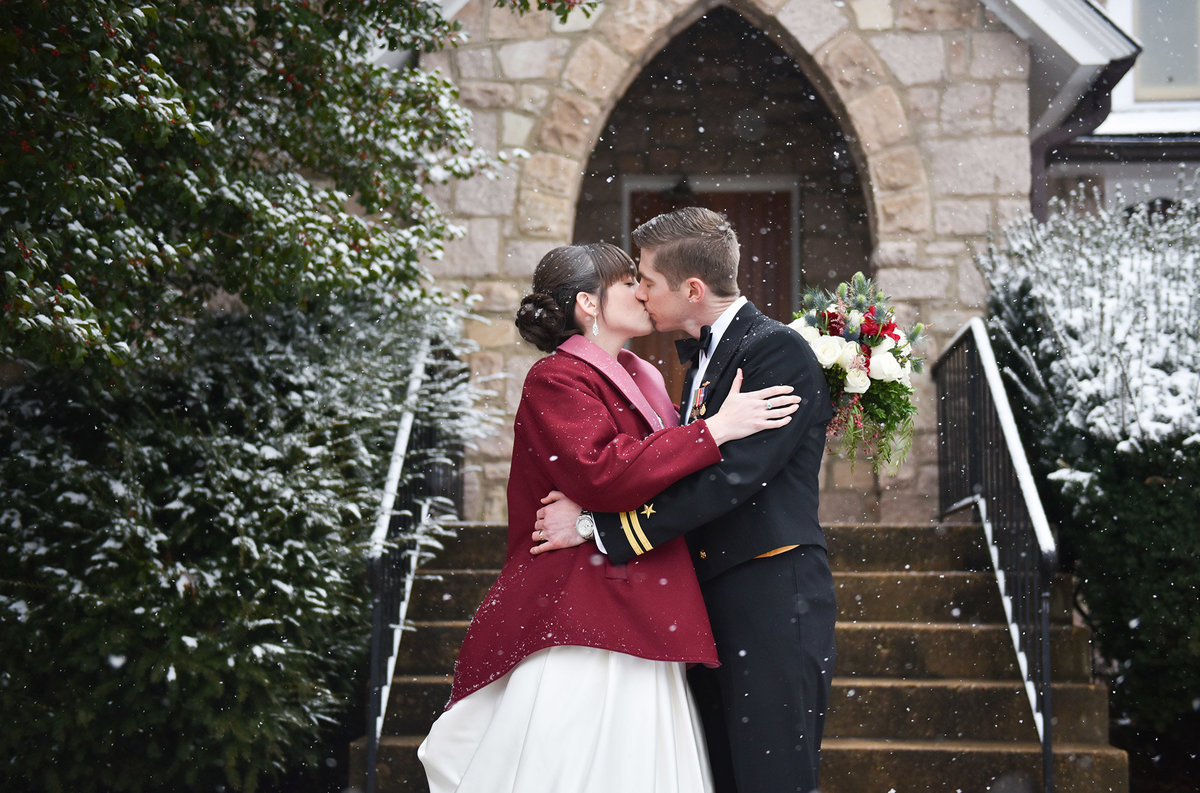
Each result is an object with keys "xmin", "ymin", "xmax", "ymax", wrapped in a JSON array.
[{"xmin": 592, "ymin": 316, "xmax": 600, "ymax": 336}]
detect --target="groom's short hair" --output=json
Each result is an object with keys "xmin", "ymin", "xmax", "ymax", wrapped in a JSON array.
[{"xmin": 631, "ymin": 206, "xmax": 739, "ymax": 297}]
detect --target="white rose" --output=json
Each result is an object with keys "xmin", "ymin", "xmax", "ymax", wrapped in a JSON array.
[
  {"xmin": 844, "ymin": 368, "xmax": 871, "ymax": 394},
  {"xmin": 810, "ymin": 334, "xmax": 846, "ymax": 368},
  {"xmin": 899, "ymin": 361, "xmax": 913, "ymax": 388},
  {"xmin": 875, "ymin": 335, "xmax": 896, "ymax": 352},
  {"xmin": 848, "ymin": 310, "xmax": 864, "ymax": 331},
  {"xmin": 835, "ymin": 340, "xmax": 860, "ymax": 372},
  {"xmin": 788, "ymin": 319, "xmax": 821, "ymax": 345},
  {"xmin": 868, "ymin": 350, "xmax": 903, "ymax": 381}
]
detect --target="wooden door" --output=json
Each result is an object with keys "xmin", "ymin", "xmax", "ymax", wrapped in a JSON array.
[{"xmin": 628, "ymin": 190, "xmax": 794, "ymax": 404}]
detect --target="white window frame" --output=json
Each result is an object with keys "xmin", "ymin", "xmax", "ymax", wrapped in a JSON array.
[{"xmin": 1095, "ymin": 0, "xmax": 1200, "ymax": 134}]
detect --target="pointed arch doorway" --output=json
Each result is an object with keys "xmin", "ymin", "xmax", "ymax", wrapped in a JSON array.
[{"xmin": 573, "ymin": 5, "xmax": 872, "ymax": 404}]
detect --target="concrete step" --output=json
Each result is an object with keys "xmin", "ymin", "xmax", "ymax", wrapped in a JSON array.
[
  {"xmin": 827, "ymin": 678, "xmax": 1110, "ymax": 744},
  {"xmin": 821, "ymin": 738, "xmax": 1128, "ymax": 793},
  {"xmin": 348, "ymin": 735, "xmax": 428, "ymax": 793},
  {"xmin": 408, "ymin": 569, "xmax": 1050, "ymax": 624},
  {"xmin": 382, "ymin": 674, "xmax": 451, "ymax": 737},
  {"xmin": 352, "ymin": 732, "xmax": 1128, "ymax": 793},
  {"xmin": 835, "ymin": 622, "xmax": 1092, "ymax": 681},
  {"xmin": 426, "ymin": 522, "xmax": 995, "ymax": 573},
  {"xmin": 396, "ymin": 619, "xmax": 1093, "ymax": 682}
]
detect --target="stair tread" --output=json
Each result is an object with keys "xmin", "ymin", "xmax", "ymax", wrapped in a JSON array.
[{"xmin": 823, "ymin": 737, "xmax": 1126, "ymax": 754}]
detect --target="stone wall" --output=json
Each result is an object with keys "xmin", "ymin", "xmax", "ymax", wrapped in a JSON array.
[{"xmin": 421, "ymin": 0, "xmax": 1033, "ymax": 525}]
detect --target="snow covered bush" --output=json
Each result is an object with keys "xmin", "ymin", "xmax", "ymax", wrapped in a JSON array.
[
  {"xmin": 0, "ymin": 296, "xmax": 480, "ymax": 792},
  {"xmin": 978, "ymin": 192, "xmax": 1200, "ymax": 734}
]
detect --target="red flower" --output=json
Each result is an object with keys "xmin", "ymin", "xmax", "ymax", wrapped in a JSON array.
[{"xmin": 822, "ymin": 310, "xmax": 845, "ymax": 336}]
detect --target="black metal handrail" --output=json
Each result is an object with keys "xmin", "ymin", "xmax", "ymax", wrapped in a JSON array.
[
  {"xmin": 933, "ymin": 317, "xmax": 1058, "ymax": 793},
  {"xmin": 362, "ymin": 337, "xmax": 464, "ymax": 793}
]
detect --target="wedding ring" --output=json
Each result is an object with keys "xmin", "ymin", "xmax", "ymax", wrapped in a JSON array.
[
  {"xmin": 766, "ymin": 400, "xmax": 773, "ymax": 410},
  {"xmin": 538, "ymin": 529, "xmax": 545, "ymax": 541}
]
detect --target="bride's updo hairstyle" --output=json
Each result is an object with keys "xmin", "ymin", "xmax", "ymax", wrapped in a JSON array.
[{"xmin": 515, "ymin": 243, "xmax": 636, "ymax": 353}]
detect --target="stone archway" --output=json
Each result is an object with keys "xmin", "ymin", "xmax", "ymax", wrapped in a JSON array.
[{"xmin": 425, "ymin": 0, "xmax": 1031, "ymax": 523}]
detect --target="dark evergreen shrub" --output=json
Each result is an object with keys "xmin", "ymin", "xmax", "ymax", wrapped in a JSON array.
[{"xmin": 0, "ymin": 297, "xmax": 476, "ymax": 792}]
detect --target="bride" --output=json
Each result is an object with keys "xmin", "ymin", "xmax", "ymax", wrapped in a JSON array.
[{"xmin": 418, "ymin": 242, "xmax": 798, "ymax": 792}]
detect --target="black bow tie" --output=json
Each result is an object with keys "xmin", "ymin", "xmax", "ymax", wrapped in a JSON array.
[{"xmin": 675, "ymin": 325, "xmax": 713, "ymax": 365}]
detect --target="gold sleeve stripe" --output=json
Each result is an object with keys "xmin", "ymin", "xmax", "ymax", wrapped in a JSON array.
[
  {"xmin": 619, "ymin": 511, "xmax": 647, "ymax": 556},
  {"xmin": 626, "ymin": 509, "xmax": 653, "ymax": 554}
]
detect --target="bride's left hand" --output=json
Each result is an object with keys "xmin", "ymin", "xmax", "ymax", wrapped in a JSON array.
[{"xmin": 531, "ymin": 490, "xmax": 586, "ymax": 555}]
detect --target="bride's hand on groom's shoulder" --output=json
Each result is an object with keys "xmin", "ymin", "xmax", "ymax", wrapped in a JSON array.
[
  {"xmin": 705, "ymin": 369, "xmax": 801, "ymax": 445},
  {"xmin": 531, "ymin": 490, "xmax": 586, "ymax": 555}
]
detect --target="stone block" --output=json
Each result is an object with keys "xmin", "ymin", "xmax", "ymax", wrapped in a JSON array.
[
  {"xmin": 430, "ymin": 218, "xmax": 501, "ymax": 277},
  {"xmin": 455, "ymin": 171, "xmax": 518, "ymax": 217},
  {"xmin": 519, "ymin": 84, "xmax": 551, "ymax": 114},
  {"xmin": 947, "ymin": 34, "xmax": 969, "ymax": 76},
  {"xmin": 598, "ymin": 0, "xmax": 675, "ymax": 58},
  {"xmin": 869, "ymin": 145, "xmax": 926, "ymax": 192},
  {"xmin": 460, "ymin": 80, "xmax": 517, "ymax": 109},
  {"xmin": 876, "ymin": 267, "xmax": 952, "ymax": 301},
  {"xmin": 940, "ymin": 82, "xmax": 993, "ymax": 135},
  {"xmin": 471, "ymin": 280, "xmax": 522, "ymax": 313},
  {"xmin": 895, "ymin": 0, "xmax": 978, "ymax": 31},
  {"xmin": 819, "ymin": 490, "xmax": 881, "ymax": 525},
  {"xmin": 849, "ymin": 0, "xmax": 894, "ymax": 30},
  {"xmin": 969, "ymin": 32, "xmax": 1028, "ymax": 79},
  {"xmin": 522, "ymin": 152, "xmax": 580, "ymax": 197},
  {"xmin": 466, "ymin": 314, "xmax": 519, "ymax": 349},
  {"xmin": 996, "ymin": 197, "xmax": 1030, "ymax": 228},
  {"xmin": 877, "ymin": 189, "xmax": 931, "ymax": 234},
  {"xmin": 564, "ymin": 37, "xmax": 630, "ymax": 99},
  {"xmin": 552, "ymin": 6, "xmax": 598, "ymax": 33},
  {"xmin": 993, "ymin": 82, "xmax": 1030, "ymax": 134},
  {"xmin": 453, "ymin": 0, "xmax": 485, "ymax": 42},
  {"xmin": 927, "ymin": 137, "xmax": 1030, "ymax": 196},
  {"xmin": 517, "ymin": 190, "xmax": 575, "ymax": 237},
  {"xmin": 502, "ymin": 111, "xmax": 534, "ymax": 147},
  {"xmin": 820, "ymin": 33, "xmax": 886, "ymax": 99},
  {"xmin": 959, "ymin": 258, "xmax": 988, "ymax": 307},
  {"xmin": 488, "ymin": 4, "xmax": 550, "ymax": 39},
  {"xmin": 469, "ymin": 350, "xmax": 506, "ymax": 380},
  {"xmin": 870, "ymin": 240, "xmax": 918, "ymax": 269},
  {"xmin": 497, "ymin": 38, "xmax": 571, "ymax": 80},
  {"xmin": 777, "ymin": 0, "xmax": 849, "ymax": 54},
  {"xmin": 848, "ymin": 86, "xmax": 908, "ymax": 152},
  {"xmin": 538, "ymin": 92, "xmax": 601, "ymax": 158},
  {"xmin": 504, "ymin": 239, "xmax": 564, "ymax": 277},
  {"xmin": 906, "ymin": 86, "xmax": 940, "ymax": 135},
  {"xmin": 871, "ymin": 33, "xmax": 947, "ymax": 85},
  {"xmin": 470, "ymin": 110, "xmax": 499, "ymax": 155},
  {"xmin": 934, "ymin": 198, "xmax": 991, "ymax": 235},
  {"xmin": 422, "ymin": 50, "xmax": 451, "ymax": 77},
  {"xmin": 455, "ymin": 47, "xmax": 495, "ymax": 80}
]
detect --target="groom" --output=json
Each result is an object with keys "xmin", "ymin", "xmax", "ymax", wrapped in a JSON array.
[{"xmin": 534, "ymin": 206, "xmax": 837, "ymax": 793}]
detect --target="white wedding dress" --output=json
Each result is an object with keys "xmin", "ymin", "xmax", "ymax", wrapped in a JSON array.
[{"xmin": 418, "ymin": 645, "xmax": 714, "ymax": 793}]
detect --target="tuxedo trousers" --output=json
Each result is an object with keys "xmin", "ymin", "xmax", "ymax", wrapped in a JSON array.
[{"xmin": 688, "ymin": 546, "xmax": 837, "ymax": 793}]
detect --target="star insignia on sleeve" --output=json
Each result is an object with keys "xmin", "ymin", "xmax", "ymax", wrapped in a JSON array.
[{"xmin": 640, "ymin": 503, "xmax": 656, "ymax": 518}]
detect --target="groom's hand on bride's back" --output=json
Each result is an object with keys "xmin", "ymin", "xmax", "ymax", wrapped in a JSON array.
[{"xmin": 530, "ymin": 490, "xmax": 586, "ymax": 555}]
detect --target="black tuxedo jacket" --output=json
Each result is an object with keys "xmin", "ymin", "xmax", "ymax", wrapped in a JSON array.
[{"xmin": 594, "ymin": 301, "xmax": 833, "ymax": 582}]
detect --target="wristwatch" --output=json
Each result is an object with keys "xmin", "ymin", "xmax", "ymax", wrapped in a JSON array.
[{"xmin": 575, "ymin": 511, "xmax": 596, "ymax": 540}]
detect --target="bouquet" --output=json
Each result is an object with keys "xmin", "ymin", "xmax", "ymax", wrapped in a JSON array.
[{"xmin": 790, "ymin": 272, "xmax": 925, "ymax": 473}]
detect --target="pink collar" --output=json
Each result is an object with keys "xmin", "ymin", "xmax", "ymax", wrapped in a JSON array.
[{"xmin": 557, "ymin": 335, "xmax": 678, "ymax": 430}]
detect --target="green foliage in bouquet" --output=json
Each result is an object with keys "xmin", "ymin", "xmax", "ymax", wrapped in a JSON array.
[{"xmin": 791, "ymin": 272, "xmax": 924, "ymax": 474}]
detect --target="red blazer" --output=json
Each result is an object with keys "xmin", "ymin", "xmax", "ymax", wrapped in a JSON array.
[{"xmin": 447, "ymin": 335, "xmax": 722, "ymax": 706}]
